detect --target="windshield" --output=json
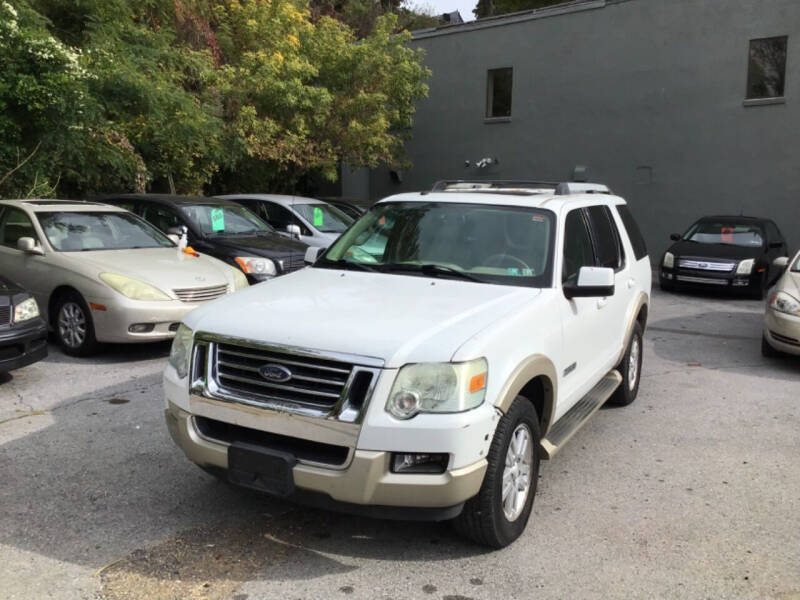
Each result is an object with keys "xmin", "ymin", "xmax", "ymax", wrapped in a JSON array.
[
  {"xmin": 37, "ymin": 211, "xmax": 174, "ymax": 251},
  {"xmin": 294, "ymin": 203, "xmax": 353, "ymax": 233},
  {"xmin": 182, "ymin": 204, "xmax": 272, "ymax": 236},
  {"xmin": 683, "ymin": 221, "xmax": 764, "ymax": 247},
  {"xmin": 318, "ymin": 201, "xmax": 555, "ymax": 287},
  {"xmin": 792, "ymin": 254, "xmax": 800, "ymax": 272}
]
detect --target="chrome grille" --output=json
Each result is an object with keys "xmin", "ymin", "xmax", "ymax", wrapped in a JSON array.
[
  {"xmin": 676, "ymin": 275, "xmax": 729, "ymax": 286},
  {"xmin": 678, "ymin": 258, "xmax": 735, "ymax": 272},
  {"xmin": 215, "ymin": 342, "xmax": 354, "ymax": 409},
  {"xmin": 173, "ymin": 284, "xmax": 229, "ymax": 303},
  {"xmin": 0, "ymin": 305, "xmax": 10, "ymax": 325},
  {"xmin": 280, "ymin": 253, "xmax": 306, "ymax": 274}
]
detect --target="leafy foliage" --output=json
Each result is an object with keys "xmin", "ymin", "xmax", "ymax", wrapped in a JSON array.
[{"xmin": 0, "ymin": 0, "xmax": 429, "ymax": 198}]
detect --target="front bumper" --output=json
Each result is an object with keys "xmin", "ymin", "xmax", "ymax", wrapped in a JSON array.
[
  {"xmin": 764, "ymin": 308, "xmax": 800, "ymax": 355},
  {"xmin": 660, "ymin": 267, "xmax": 762, "ymax": 291},
  {"xmin": 0, "ymin": 318, "xmax": 48, "ymax": 372}
]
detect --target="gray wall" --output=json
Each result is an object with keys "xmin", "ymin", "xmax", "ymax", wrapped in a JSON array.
[{"xmin": 370, "ymin": 0, "xmax": 800, "ymax": 257}]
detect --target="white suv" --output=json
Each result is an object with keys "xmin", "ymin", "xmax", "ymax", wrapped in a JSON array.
[{"xmin": 164, "ymin": 180, "xmax": 651, "ymax": 547}]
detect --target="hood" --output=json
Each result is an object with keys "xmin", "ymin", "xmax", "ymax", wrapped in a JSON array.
[
  {"xmin": 668, "ymin": 240, "xmax": 764, "ymax": 261},
  {"xmin": 208, "ymin": 233, "xmax": 307, "ymax": 256},
  {"xmin": 0, "ymin": 275, "xmax": 24, "ymax": 295},
  {"xmin": 184, "ymin": 267, "xmax": 537, "ymax": 367},
  {"xmin": 780, "ymin": 269, "xmax": 800, "ymax": 297},
  {"xmin": 64, "ymin": 247, "xmax": 231, "ymax": 295}
]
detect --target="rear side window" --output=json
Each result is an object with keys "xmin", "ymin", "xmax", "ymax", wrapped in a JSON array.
[
  {"xmin": 586, "ymin": 205, "xmax": 624, "ymax": 270},
  {"xmin": 562, "ymin": 209, "xmax": 595, "ymax": 283},
  {"xmin": 616, "ymin": 204, "xmax": 648, "ymax": 260}
]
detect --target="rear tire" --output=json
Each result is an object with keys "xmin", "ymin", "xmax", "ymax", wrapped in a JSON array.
[
  {"xmin": 53, "ymin": 291, "xmax": 99, "ymax": 356},
  {"xmin": 453, "ymin": 396, "xmax": 540, "ymax": 548},
  {"xmin": 610, "ymin": 321, "xmax": 643, "ymax": 406}
]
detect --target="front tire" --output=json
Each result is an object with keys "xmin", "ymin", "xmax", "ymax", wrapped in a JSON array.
[
  {"xmin": 54, "ymin": 291, "xmax": 99, "ymax": 356},
  {"xmin": 453, "ymin": 396, "xmax": 540, "ymax": 548},
  {"xmin": 610, "ymin": 321, "xmax": 643, "ymax": 406}
]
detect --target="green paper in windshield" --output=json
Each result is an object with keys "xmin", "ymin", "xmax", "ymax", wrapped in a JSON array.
[
  {"xmin": 313, "ymin": 206, "xmax": 324, "ymax": 227},
  {"xmin": 210, "ymin": 208, "xmax": 225, "ymax": 232}
]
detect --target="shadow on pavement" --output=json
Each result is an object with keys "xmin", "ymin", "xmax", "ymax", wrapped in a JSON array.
[{"xmin": 42, "ymin": 338, "xmax": 171, "ymax": 365}]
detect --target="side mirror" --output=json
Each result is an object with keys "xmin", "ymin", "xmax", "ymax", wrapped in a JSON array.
[
  {"xmin": 669, "ymin": 233, "xmax": 681, "ymax": 241},
  {"xmin": 166, "ymin": 225, "xmax": 187, "ymax": 236},
  {"xmin": 769, "ymin": 241, "xmax": 783, "ymax": 249},
  {"xmin": 167, "ymin": 234, "xmax": 181, "ymax": 245},
  {"xmin": 17, "ymin": 237, "xmax": 44, "ymax": 256},
  {"xmin": 564, "ymin": 266, "xmax": 615, "ymax": 299},
  {"xmin": 772, "ymin": 256, "xmax": 789, "ymax": 269},
  {"xmin": 286, "ymin": 224, "xmax": 302, "ymax": 238},
  {"xmin": 304, "ymin": 246, "xmax": 325, "ymax": 265}
]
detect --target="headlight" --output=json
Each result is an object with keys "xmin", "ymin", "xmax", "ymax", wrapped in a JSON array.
[
  {"xmin": 231, "ymin": 267, "xmax": 249, "ymax": 291},
  {"xmin": 169, "ymin": 324, "xmax": 193, "ymax": 379},
  {"xmin": 13, "ymin": 297, "xmax": 40, "ymax": 323},
  {"xmin": 769, "ymin": 291, "xmax": 800, "ymax": 316},
  {"xmin": 234, "ymin": 256, "xmax": 276, "ymax": 277},
  {"xmin": 99, "ymin": 273, "xmax": 171, "ymax": 301},
  {"xmin": 663, "ymin": 252, "xmax": 674, "ymax": 268},
  {"xmin": 736, "ymin": 258, "xmax": 755, "ymax": 275},
  {"xmin": 386, "ymin": 358, "xmax": 488, "ymax": 420}
]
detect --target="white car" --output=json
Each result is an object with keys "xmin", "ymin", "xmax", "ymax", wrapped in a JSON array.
[
  {"xmin": 763, "ymin": 250, "xmax": 800, "ymax": 357},
  {"xmin": 0, "ymin": 200, "xmax": 248, "ymax": 355},
  {"xmin": 164, "ymin": 180, "xmax": 651, "ymax": 547},
  {"xmin": 219, "ymin": 194, "xmax": 354, "ymax": 248}
]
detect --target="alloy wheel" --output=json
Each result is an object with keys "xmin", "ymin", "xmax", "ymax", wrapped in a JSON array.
[
  {"xmin": 502, "ymin": 423, "xmax": 533, "ymax": 521},
  {"xmin": 58, "ymin": 302, "xmax": 87, "ymax": 349}
]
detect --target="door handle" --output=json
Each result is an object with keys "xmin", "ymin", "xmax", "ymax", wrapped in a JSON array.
[
  {"xmin": 626, "ymin": 278, "xmax": 636, "ymax": 289},
  {"xmin": 597, "ymin": 297, "xmax": 608, "ymax": 308}
]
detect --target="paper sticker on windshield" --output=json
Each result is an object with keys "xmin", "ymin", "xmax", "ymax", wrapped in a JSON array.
[
  {"xmin": 210, "ymin": 208, "xmax": 225, "ymax": 232},
  {"xmin": 313, "ymin": 207, "xmax": 324, "ymax": 227},
  {"xmin": 522, "ymin": 268, "xmax": 534, "ymax": 276},
  {"xmin": 532, "ymin": 215, "xmax": 545, "ymax": 222},
  {"xmin": 506, "ymin": 267, "xmax": 520, "ymax": 276}
]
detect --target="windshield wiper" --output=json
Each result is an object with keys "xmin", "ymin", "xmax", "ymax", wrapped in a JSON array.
[
  {"xmin": 327, "ymin": 259, "xmax": 380, "ymax": 273},
  {"xmin": 381, "ymin": 263, "xmax": 484, "ymax": 283}
]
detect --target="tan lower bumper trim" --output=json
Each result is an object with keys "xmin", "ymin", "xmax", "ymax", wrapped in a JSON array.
[{"xmin": 165, "ymin": 403, "xmax": 487, "ymax": 508}]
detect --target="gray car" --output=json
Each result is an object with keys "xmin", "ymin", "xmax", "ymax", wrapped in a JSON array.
[{"xmin": 0, "ymin": 200, "xmax": 247, "ymax": 355}]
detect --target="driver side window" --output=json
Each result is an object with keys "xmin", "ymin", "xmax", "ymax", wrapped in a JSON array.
[{"xmin": 562, "ymin": 209, "xmax": 595, "ymax": 283}]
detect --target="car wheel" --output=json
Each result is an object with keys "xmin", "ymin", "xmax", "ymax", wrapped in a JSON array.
[
  {"xmin": 54, "ymin": 291, "xmax": 99, "ymax": 356},
  {"xmin": 761, "ymin": 334, "xmax": 781, "ymax": 358},
  {"xmin": 610, "ymin": 321, "xmax": 643, "ymax": 406},
  {"xmin": 453, "ymin": 396, "xmax": 540, "ymax": 548}
]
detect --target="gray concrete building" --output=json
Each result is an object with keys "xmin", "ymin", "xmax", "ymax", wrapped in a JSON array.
[{"xmin": 346, "ymin": 0, "xmax": 799, "ymax": 254}]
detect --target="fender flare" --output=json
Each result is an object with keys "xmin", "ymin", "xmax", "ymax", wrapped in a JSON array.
[{"xmin": 495, "ymin": 354, "xmax": 558, "ymax": 436}]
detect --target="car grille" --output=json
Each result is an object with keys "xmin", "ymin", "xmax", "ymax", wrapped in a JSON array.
[
  {"xmin": 676, "ymin": 275, "xmax": 729, "ymax": 286},
  {"xmin": 173, "ymin": 284, "xmax": 229, "ymax": 303},
  {"xmin": 279, "ymin": 253, "xmax": 306, "ymax": 274},
  {"xmin": 214, "ymin": 342, "xmax": 355, "ymax": 409},
  {"xmin": 678, "ymin": 258, "xmax": 735, "ymax": 272},
  {"xmin": 0, "ymin": 305, "xmax": 10, "ymax": 325}
]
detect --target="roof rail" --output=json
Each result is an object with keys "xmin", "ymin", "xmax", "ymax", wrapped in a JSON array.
[{"xmin": 430, "ymin": 180, "xmax": 610, "ymax": 195}]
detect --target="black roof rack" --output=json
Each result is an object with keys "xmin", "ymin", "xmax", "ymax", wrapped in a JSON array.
[{"xmin": 429, "ymin": 180, "xmax": 611, "ymax": 195}]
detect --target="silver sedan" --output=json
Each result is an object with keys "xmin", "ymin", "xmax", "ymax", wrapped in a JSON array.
[{"xmin": 763, "ymin": 249, "xmax": 800, "ymax": 357}]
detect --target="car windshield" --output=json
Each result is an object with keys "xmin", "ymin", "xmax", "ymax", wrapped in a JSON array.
[
  {"xmin": 318, "ymin": 201, "xmax": 555, "ymax": 287},
  {"xmin": 37, "ymin": 211, "xmax": 174, "ymax": 251},
  {"xmin": 182, "ymin": 204, "xmax": 273, "ymax": 236},
  {"xmin": 792, "ymin": 254, "xmax": 800, "ymax": 272},
  {"xmin": 683, "ymin": 221, "xmax": 764, "ymax": 247},
  {"xmin": 293, "ymin": 203, "xmax": 353, "ymax": 233}
]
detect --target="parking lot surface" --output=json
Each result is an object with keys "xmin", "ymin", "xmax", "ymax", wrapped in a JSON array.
[{"xmin": 1, "ymin": 288, "xmax": 798, "ymax": 600}]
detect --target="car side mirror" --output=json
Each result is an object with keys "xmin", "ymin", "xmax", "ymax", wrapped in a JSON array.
[
  {"xmin": 769, "ymin": 241, "xmax": 783, "ymax": 249},
  {"xmin": 304, "ymin": 246, "xmax": 325, "ymax": 265},
  {"xmin": 286, "ymin": 224, "xmax": 302, "ymax": 238},
  {"xmin": 772, "ymin": 256, "xmax": 789, "ymax": 269},
  {"xmin": 166, "ymin": 225, "xmax": 187, "ymax": 237},
  {"xmin": 167, "ymin": 234, "xmax": 181, "ymax": 245},
  {"xmin": 669, "ymin": 233, "xmax": 681, "ymax": 241},
  {"xmin": 17, "ymin": 237, "xmax": 44, "ymax": 256},
  {"xmin": 563, "ymin": 266, "xmax": 615, "ymax": 299}
]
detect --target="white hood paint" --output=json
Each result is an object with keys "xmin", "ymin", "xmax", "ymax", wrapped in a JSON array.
[{"xmin": 184, "ymin": 267, "xmax": 539, "ymax": 367}]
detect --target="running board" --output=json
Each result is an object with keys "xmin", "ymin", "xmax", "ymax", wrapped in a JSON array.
[{"xmin": 540, "ymin": 370, "xmax": 622, "ymax": 459}]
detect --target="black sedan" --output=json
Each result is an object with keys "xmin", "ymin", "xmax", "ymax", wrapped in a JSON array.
[
  {"xmin": 98, "ymin": 195, "xmax": 309, "ymax": 284},
  {"xmin": 0, "ymin": 275, "xmax": 47, "ymax": 374},
  {"xmin": 659, "ymin": 216, "xmax": 789, "ymax": 298}
]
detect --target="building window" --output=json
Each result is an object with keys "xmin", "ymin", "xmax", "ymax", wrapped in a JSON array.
[
  {"xmin": 746, "ymin": 36, "xmax": 788, "ymax": 100},
  {"xmin": 486, "ymin": 67, "xmax": 513, "ymax": 119}
]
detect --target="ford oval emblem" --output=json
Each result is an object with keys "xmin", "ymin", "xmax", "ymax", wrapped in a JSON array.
[{"xmin": 259, "ymin": 363, "xmax": 292, "ymax": 383}]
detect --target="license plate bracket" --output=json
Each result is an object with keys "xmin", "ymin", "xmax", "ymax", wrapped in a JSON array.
[{"xmin": 228, "ymin": 442, "xmax": 296, "ymax": 496}]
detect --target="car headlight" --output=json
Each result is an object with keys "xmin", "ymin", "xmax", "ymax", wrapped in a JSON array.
[
  {"xmin": 234, "ymin": 257, "xmax": 277, "ymax": 277},
  {"xmin": 169, "ymin": 324, "xmax": 193, "ymax": 379},
  {"xmin": 99, "ymin": 273, "xmax": 171, "ymax": 301},
  {"xmin": 386, "ymin": 358, "xmax": 488, "ymax": 420},
  {"xmin": 736, "ymin": 258, "xmax": 755, "ymax": 275},
  {"xmin": 663, "ymin": 252, "xmax": 674, "ymax": 268},
  {"xmin": 13, "ymin": 297, "xmax": 40, "ymax": 323},
  {"xmin": 231, "ymin": 267, "xmax": 249, "ymax": 291},
  {"xmin": 769, "ymin": 291, "xmax": 800, "ymax": 316}
]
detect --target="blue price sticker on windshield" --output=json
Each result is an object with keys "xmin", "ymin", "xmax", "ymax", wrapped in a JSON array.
[
  {"xmin": 506, "ymin": 267, "xmax": 520, "ymax": 276},
  {"xmin": 210, "ymin": 208, "xmax": 225, "ymax": 232},
  {"xmin": 313, "ymin": 207, "xmax": 324, "ymax": 227}
]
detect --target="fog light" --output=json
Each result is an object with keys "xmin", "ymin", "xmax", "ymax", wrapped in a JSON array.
[
  {"xmin": 128, "ymin": 323, "xmax": 155, "ymax": 333},
  {"xmin": 391, "ymin": 452, "xmax": 448, "ymax": 474},
  {"xmin": 662, "ymin": 272, "xmax": 673, "ymax": 280},
  {"xmin": 732, "ymin": 279, "xmax": 749, "ymax": 287}
]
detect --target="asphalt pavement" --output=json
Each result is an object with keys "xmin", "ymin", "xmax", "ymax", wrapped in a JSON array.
[{"xmin": 1, "ymin": 288, "xmax": 798, "ymax": 600}]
